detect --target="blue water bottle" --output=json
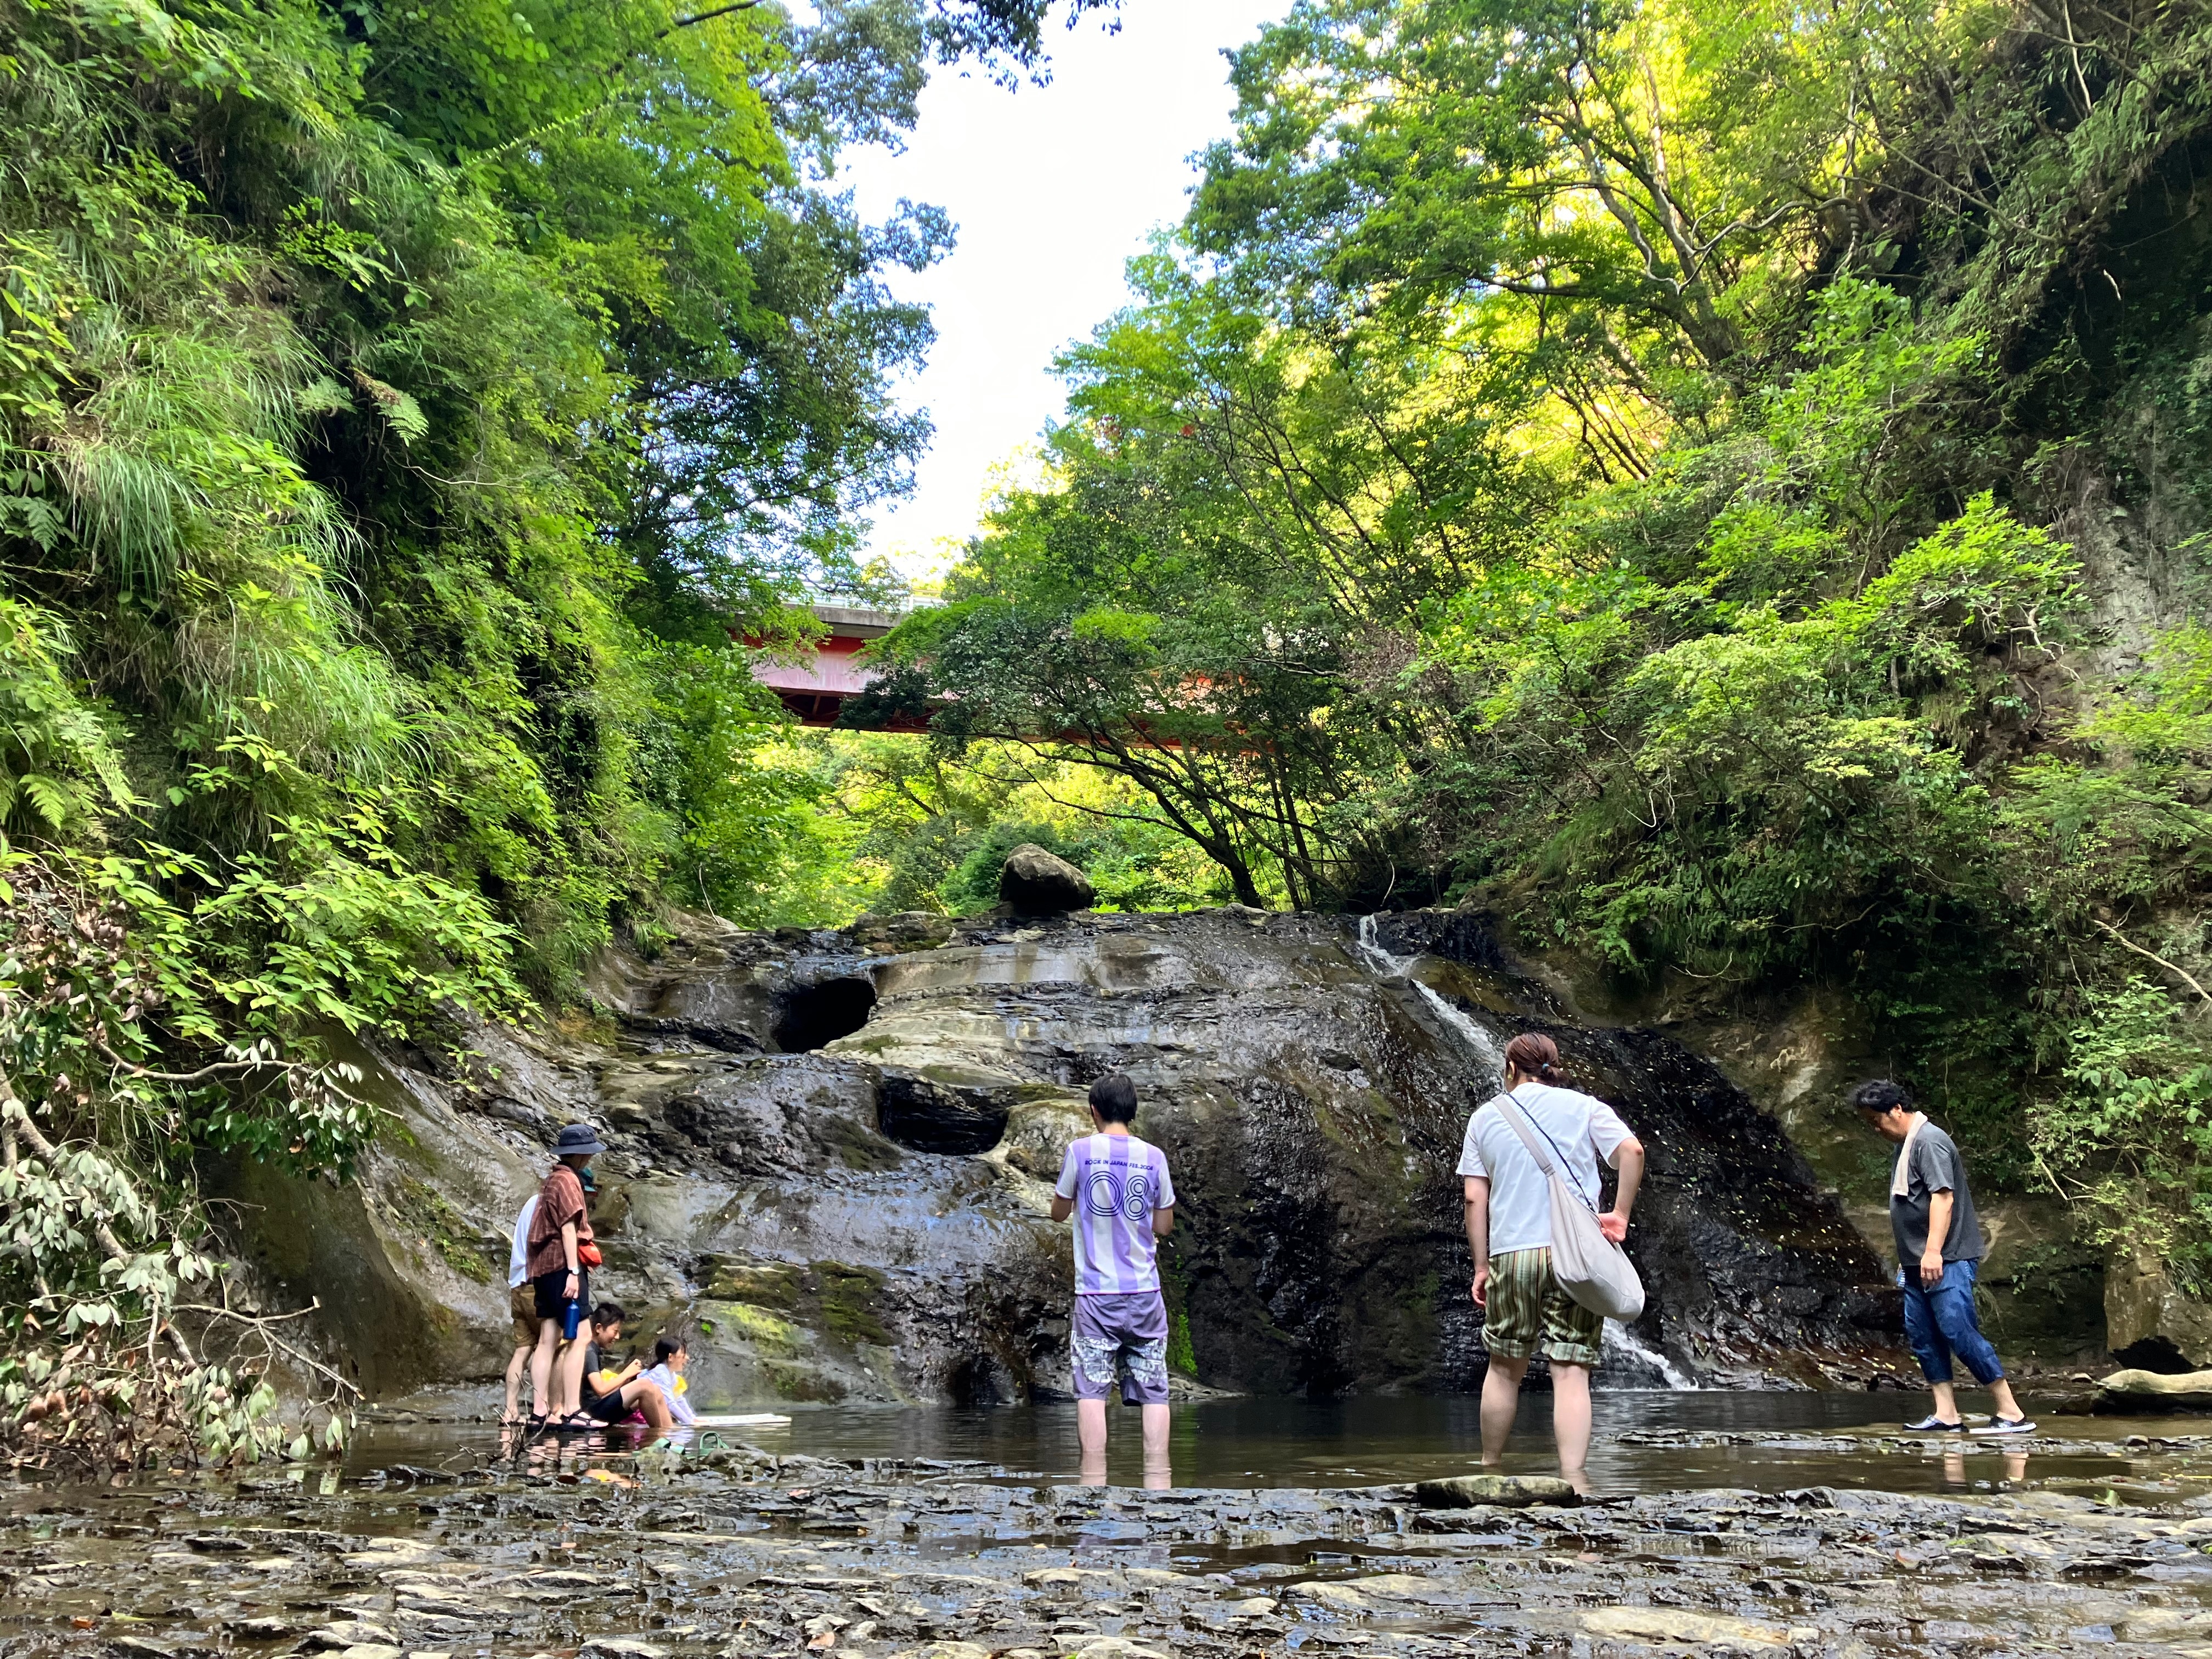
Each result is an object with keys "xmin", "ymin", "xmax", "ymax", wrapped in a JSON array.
[{"xmin": 562, "ymin": 1284, "xmax": 583, "ymax": 1341}]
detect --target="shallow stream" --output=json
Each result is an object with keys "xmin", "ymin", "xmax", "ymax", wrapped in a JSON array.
[{"xmin": 350, "ymin": 1390, "xmax": 2211, "ymax": 1503}]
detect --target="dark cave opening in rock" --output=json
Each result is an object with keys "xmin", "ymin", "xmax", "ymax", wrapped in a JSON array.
[
  {"xmin": 945, "ymin": 1355, "xmax": 1013, "ymax": 1405},
  {"xmin": 2113, "ymin": 1333, "xmax": 2195, "ymax": 1374},
  {"xmin": 771, "ymin": 975, "xmax": 878, "ymax": 1052},
  {"xmin": 876, "ymin": 1073, "xmax": 1011, "ymax": 1155}
]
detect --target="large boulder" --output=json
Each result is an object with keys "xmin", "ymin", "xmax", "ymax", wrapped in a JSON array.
[
  {"xmin": 998, "ymin": 844, "xmax": 1094, "ymax": 914},
  {"xmin": 2104, "ymin": 1248, "xmax": 2212, "ymax": 1370}
]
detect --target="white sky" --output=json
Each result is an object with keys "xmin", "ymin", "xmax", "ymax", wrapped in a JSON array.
[{"xmin": 837, "ymin": 0, "xmax": 1284, "ymax": 582}]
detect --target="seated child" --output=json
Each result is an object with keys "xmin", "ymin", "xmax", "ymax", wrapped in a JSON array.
[
  {"xmin": 638, "ymin": 1334, "xmax": 698, "ymax": 1427},
  {"xmin": 579, "ymin": 1304, "xmax": 673, "ymax": 1426}
]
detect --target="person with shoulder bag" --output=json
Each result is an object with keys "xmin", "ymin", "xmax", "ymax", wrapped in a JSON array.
[
  {"xmin": 1458, "ymin": 1033, "xmax": 1646, "ymax": 1491},
  {"xmin": 524, "ymin": 1122, "xmax": 607, "ymax": 1433}
]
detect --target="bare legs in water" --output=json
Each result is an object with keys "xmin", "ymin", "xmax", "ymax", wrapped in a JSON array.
[
  {"xmin": 1479, "ymin": 1355, "xmax": 1593, "ymax": 1494},
  {"xmin": 1078, "ymin": 1398, "xmax": 1171, "ymax": 1491}
]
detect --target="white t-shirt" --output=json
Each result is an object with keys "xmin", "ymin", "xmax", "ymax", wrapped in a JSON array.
[
  {"xmin": 1457, "ymin": 1082, "xmax": 1634, "ymax": 1256},
  {"xmin": 1053, "ymin": 1132, "xmax": 1177, "ymax": 1296},
  {"xmin": 507, "ymin": 1195, "xmax": 539, "ymax": 1289}
]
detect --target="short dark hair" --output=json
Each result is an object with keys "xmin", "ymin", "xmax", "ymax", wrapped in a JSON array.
[
  {"xmin": 591, "ymin": 1302, "xmax": 626, "ymax": 1328},
  {"xmin": 1089, "ymin": 1073, "xmax": 1139, "ymax": 1124},
  {"xmin": 652, "ymin": 1333, "xmax": 687, "ymax": 1367},
  {"xmin": 1851, "ymin": 1079, "xmax": 1912, "ymax": 1115}
]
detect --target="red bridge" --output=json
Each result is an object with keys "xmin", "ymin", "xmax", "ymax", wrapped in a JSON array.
[
  {"xmin": 747, "ymin": 604, "xmax": 1196, "ymax": 747},
  {"xmin": 746, "ymin": 605, "xmax": 922, "ymax": 729}
]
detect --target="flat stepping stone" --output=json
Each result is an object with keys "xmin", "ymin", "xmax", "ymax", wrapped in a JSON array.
[
  {"xmin": 1412, "ymin": 1475, "xmax": 1579, "ymax": 1508},
  {"xmin": 1578, "ymin": 1607, "xmax": 1815, "ymax": 1650},
  {"xmin": 1288, "ymin": 1582, "xmax": 1372, "ymax": 1609},
  {"xmin": 1340, "ymin": 1576, "xmax": 1435, "ymax": 1599},
  {"xmin": 307, "ymin": 1625, "xmax": 402, "ymax": 1650},
  {"xmin": 1068, "ymin": 1641, "xmax": 1172, "ymax": 1659}
]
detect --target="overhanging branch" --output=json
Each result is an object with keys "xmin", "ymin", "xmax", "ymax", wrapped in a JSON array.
[{"xmin": 659, "ymin": 1, "xmax": 761, "ymax": 34}]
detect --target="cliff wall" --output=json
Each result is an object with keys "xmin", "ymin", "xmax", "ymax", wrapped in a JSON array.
[{"xmin": 216, "ymin": 906, "xmax": 1913, "ymax": 1408}]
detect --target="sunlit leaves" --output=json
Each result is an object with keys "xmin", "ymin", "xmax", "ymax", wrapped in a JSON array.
[{"xmin": 2030, "ymin": 978, "xmax": 2212, "ymax": 1294}]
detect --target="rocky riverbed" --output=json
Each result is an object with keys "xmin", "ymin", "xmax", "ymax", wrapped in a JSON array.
[{"xmin": 6, "ymin": 1432, "xmax": 2212, "ymax": 1659}]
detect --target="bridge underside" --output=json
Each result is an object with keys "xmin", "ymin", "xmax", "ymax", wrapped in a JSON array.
[
  {"xmin": 747, "ymin": 604, "xmax": 1177, "ymax": 744},
  {"xmin": 767, "ymin": 687, "xmax": 930, "ymax": 731}
]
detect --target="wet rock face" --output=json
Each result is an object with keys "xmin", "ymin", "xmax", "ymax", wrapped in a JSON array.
[
  {"xmin": 229, "ymin": 905, "xmax": 1905, "ymax": 1406},
  {"xmin": 1374, "ymin": 909, "xmax": 1900, "ymax": 1385},
  {"xmin": 1547, "ymin": 1024, "xmax": 1902, "ymax": 1383}
]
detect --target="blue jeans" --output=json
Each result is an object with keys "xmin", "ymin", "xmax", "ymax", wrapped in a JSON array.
[{"xmin": 1899, "ymin": 1257, "xmax": 2005, "ymax": 1386}]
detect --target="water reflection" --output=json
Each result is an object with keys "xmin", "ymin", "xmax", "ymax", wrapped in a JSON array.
[
  {"xmin": 1942, "ymin": 1447, "xmax": 2032, "ymax": 1487},
  {"xmin": 757, "ymin": 1391, "xmax": 2089, "ymax": 1492},
  {"xmin": 376, "ymin": 1389, "xmax": 2185, "ymax": 1500}
]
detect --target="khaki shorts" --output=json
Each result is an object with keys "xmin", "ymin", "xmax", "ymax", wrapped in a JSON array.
[
  {"xmin": 509, "ymin": 1283, "xmax": 539, "ymax": 1346},
  {"xmin": 1483, "ymin": 1247, "xmax": 1603, "ymax": 1368}
]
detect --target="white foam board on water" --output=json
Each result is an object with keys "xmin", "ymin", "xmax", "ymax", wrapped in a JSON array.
[{"xmin": 691, "ymin": 1413, "xmax": 793, "ymax": 1429}]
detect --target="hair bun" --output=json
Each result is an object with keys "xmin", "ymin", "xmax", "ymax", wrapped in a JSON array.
[{"xmin": 1503, "ymin": 1031, "xmax": 1564, "ymax": 1081}]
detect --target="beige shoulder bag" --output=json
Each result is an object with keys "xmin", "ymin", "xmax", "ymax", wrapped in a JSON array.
[{"xmin": 1490, "ymin": 1091, "xmax": 1646, "ymax": 1322}]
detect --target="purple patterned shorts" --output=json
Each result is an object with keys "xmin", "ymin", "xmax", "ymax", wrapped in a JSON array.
[{"xmin": 1071, "ymin": 1291, "xmax": 1171, "ymax": 1405}]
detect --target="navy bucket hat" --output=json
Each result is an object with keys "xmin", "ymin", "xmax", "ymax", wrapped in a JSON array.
[{"xmin": 553, "ymin": 1122, "xmax": 608, "ymax": 1157}]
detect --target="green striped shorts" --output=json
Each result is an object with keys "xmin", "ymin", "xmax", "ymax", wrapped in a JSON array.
[{"xmin": 1483, "ymin": 1246, "xmax": 1604, "ymax": 1367}]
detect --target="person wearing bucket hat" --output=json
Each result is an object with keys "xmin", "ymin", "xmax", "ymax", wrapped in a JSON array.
[{"xmin": 524, "ymin": 1122, "xmax": 607, "ymax": 1432}]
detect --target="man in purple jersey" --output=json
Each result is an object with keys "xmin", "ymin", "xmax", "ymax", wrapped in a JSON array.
[{"xmin": 1051, "ymin": 1072, "xmax": 1178, "ymax": 1488}]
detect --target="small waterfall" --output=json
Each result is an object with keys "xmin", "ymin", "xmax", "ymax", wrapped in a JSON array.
[
  {"xmin": 1354, "ymin": 915, "xmax": 1505, "ymax": 1075},
  {"xmin": 1604, "ymin": 1319, "xmax": 1699, "ymax": 1391},
  {"xmin": 1358, "ymin": 915, "xmax": 1701, "ymax": 1393},
  {"xmin": 1353, "ymin": 911, "xmax": 1413, "ymax": 975}
]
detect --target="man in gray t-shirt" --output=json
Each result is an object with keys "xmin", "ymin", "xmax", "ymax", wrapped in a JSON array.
[
  {"xmin": 1891, "ymin": 1119, "xmax": 1984, "ymax": 1270},
  {"xmin": 1852, "ymin": 1081, "xmax": 2033, "ymax": 1436}
]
